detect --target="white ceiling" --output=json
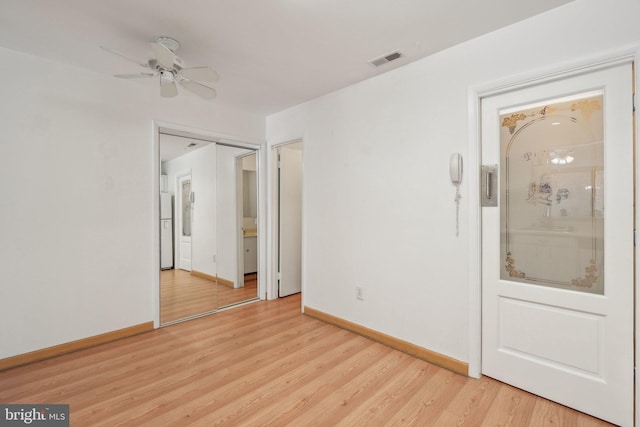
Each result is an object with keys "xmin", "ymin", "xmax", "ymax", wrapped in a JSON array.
[
  {"xmin": 159, "ymin": 133, "xmax": 212, "ymax": 162},
  {"xmin": 0, "ymin": 0, "xmax": 573, "ymax": 116}
]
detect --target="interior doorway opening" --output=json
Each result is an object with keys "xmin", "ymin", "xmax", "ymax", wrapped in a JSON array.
[{"xmin": 273, "ymin": 141, "xmax": 303, "ymax": 298}]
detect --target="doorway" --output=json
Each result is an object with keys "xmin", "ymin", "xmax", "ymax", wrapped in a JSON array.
[
  {"xmin": 236, "ymin": 152, "xmax": 258, "ymax": 290},
  {"xmin": 479, "ymin": 62, "xmax": 634, "ymax": 426},
  {"xmin": 273, "ymin": 141, "xmax": 303, "ymax": 297}
]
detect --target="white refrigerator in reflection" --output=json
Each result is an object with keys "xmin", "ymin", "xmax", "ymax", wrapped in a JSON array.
[{"xmin": 160, "ymin": 193, "xmax": 174, "ymax": 270}]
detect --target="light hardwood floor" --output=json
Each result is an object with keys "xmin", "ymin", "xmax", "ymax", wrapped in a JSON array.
[
  {"xmin": 218, "ymin": 272, "xmax": 259, "ymax": 308},
  {"xmin": 0, "ymin": 294, "xmax": 612, "ymax": 426},
  {"xmin": 160, "ymin": 269, "xmax": 258, "ymax": 324}
]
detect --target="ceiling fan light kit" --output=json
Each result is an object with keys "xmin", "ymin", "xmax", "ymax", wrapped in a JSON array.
[{"xmin": 103, "ymin": 36, "xmax": 219, "ymax": 99}]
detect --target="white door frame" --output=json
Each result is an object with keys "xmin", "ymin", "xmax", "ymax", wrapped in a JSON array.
[{"xmin": 467, "ymin": 47, "xmax": 638, "ymax": 421}]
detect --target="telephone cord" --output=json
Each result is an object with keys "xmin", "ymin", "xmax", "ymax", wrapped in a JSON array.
[{"xmin": 455, "ymin": 184, "xmax": 461, "ymax": 237}]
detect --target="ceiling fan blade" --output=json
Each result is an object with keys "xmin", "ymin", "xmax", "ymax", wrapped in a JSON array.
[
  {"xmin": 160, "ymin": 80, "xmax": 178, "ymax": 98},
  {"xmin": 114, "ymin": 72, "xmax": 156, "ymax": 79},
  {"xmin": 180, "ymin": 67, "xmax": 220, "ymax": 83},
  {"xmin": 100, "ymin": 46, "xmax": 148, "ymax": 68},
  {"xmin": 180, "ymin": 80, "xmax": 217, "ymax": 100},
  {"xmin": 150, "ymin": 42, "xmax": 176, "ymax": 69}
]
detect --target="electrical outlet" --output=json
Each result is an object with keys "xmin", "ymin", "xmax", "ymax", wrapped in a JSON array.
[{"xmin": 356, "ymin": 286, "xmax": 365, "ymax": 301}]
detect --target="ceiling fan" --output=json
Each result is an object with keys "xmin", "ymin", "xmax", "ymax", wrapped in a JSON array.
[{"xmin": 101, "ymin": 36, "xmax": 219, "ymax": 99}]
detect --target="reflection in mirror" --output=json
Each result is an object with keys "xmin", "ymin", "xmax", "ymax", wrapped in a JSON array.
[
  {"xmin": 159, "ymin": 133, "xmax": 217, "ymax": 324},
  {"xmin": 216, "ymin": 145, "xmax": 260, "ymax": 308},
  {"xmin": 181, "ymin": 179, "xmax": 192, "ymax": 237},
  {"xmin": 159, "ymin": 132, "xmax": 260, "ymax": 325}
]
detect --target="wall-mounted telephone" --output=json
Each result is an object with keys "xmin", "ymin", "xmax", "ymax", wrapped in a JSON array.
[
  {"xmin": 450, "ymin": 153, "xmax": 463, "ymax": 237},
  {"xmin": 450, "ymin": 152, "xmax": 463, "ymax": 184}
]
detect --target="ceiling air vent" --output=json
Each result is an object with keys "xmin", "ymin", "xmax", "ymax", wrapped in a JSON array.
[{"xmin": 369, "ymin": 50, "xmax": 403, "ymax": 67}]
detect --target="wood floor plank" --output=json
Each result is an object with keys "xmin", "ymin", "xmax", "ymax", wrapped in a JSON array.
[
  {"xmin": 242, "ymin": 339, "xmax": 389, "ymax": 426},
  {"xmin": 191, "ymin": 333, "xmax": 376, "ymax": 426},
  {"xmin": 73, "ymin": 317, "xmax": 329, "ymax": 424},
  {"xmin": 528, "ymin": 397, "xmax": 611, "ymax": 427},
  {"xmin": 430, "ymin": 375, "xmax": 501, "ymax": 426},
  {"xmin": 386, "ymin": 366, "xmax": 468, "ymax": 426},
  {"xmin": 474, "ymin": 381, "xmax": 537, "ymax": 427},
  {"xmin": 333, "ymin": 357, "xmax": 438, "ymax": 427},
  {"xmin": 80, "ymin": 319, "xmax": 341, "ymax": 425},
  {"xmin": 2, "ymin": 303, "xmax": 296, "ymax": 401},
  {"xmin": 160, "ymin": 269, "xmax": 259, "ymax": 324},
  {"xmin": 0, "ymin": 293, "xmax": 615, "ymax": 426}
]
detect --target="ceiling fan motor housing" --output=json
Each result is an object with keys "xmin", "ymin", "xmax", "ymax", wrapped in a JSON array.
[
  {"xmin": 156, "ymin": 36, "xmax": 180, "ymax": 52},
  {"xmin": 156, "ymin": 36, "xmax": 184, "ymax": 68}
]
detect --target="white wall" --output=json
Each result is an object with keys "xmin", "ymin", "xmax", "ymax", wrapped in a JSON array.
[
  {"xmin": 266, "ymin": 0, "xmax": 640, "ymax": 363},
  {"xmin": 0, "ymin": 46, "xmax": 264, "ymax": 359}
]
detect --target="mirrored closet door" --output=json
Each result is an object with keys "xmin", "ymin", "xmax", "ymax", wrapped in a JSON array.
[{"xmin": 159, "ymin": 132, "xmax": 259, "ymax": 325}]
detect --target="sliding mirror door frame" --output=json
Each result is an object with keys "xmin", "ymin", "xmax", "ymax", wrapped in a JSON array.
[{"xmin": 152, "ymin": 121, "xmax": 264, "ymax": 327}]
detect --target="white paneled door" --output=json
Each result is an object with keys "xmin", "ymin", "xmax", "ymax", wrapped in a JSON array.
[{"xmin": 481, "ymin": 62, "xmax": 634, "ymax": 426}]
